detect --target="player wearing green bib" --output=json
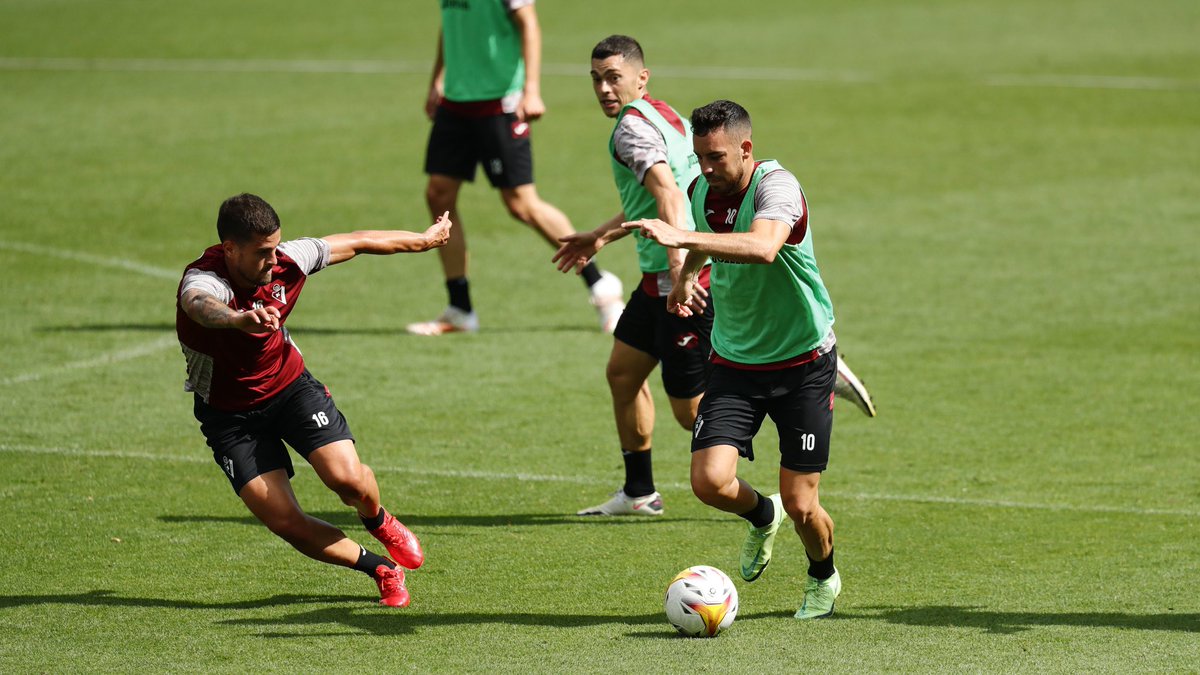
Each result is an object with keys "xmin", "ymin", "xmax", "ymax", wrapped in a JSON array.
[
  {"xmin": 626, "ymin": 100, "xmax": 844, "ymax": 619},
  {"xmin": 553, "ymin": 36, "xmax": 712, "ymax": 517},
  {"xmin": 411, "ymin": 0, "xmax": 625, "ymax": 336}
]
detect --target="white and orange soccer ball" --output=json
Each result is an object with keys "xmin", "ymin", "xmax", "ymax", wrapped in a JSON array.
[{"xmin": 663, "ymin": 565, "xmax": 739, "ymax": 637}]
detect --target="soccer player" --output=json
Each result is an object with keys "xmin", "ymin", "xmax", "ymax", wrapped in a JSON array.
[
  {"xmin": 176, "ymin": 193, "xmax": 449, "ymax": 608},
  {"xmin": 409, "ymin": 0, "xmax": 625, "ymax": 335},
  {"xmin": 557, "ymin": 37, "xmax": 875, "ymax": 518},
  {"xmin": 553, "ymin": 35, "xmax": 710, "ymax": 516},
  {"xmin": 625, "ymin": 101, "xmax": 844, "ymax": 619}
]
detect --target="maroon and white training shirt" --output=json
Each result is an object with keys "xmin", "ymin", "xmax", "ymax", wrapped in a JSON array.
[{"xmin": 175, "ymin": 238, "xmax": 330, "ymax": 412}]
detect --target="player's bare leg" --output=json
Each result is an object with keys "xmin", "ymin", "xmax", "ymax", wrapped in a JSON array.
[
  {"xmin": 499, "ymin": 184, "xmax": 574, "ymax": 247},
  {"xmin": 689, "ymin": 445, "xmax": 757, "ymax": 514},
  {"xmin": 607, "ymin": 341, "xmax": 658, "ymax": 452},
  {"xmin": 239, "ymin": 468, "xmax": 367, "ymax": 567},
  {"xmin": 692, "ymin": 445, "xmax": 785, "ymax": 581},
  {"xmin": 426, "ymin": 174, "xmax": 468, "ymax": 280},
  {"xmin": 308, "ymin": 440, "xmax": 424, "ymax": 569},
  {"xmin": 667, "ymin": 393, "xmax": 701, "ymax": 431},
  {"xmin": 307, "ymin": 440, "xmax": 381, "ymax": 517},
  {"xmin": 578, "ymin": 341, "xmax": 662, "ymax": 516},
  {"xmin": 780, "ymin": 467, "xmax": 841, "ymax": 619},
  {"xmin": 408, "ymin": 174, "xmax": 478, "ymax": 335},
  {"xmin": 501, "ymin": 184, "xmax": 625, "ymax": 332}
]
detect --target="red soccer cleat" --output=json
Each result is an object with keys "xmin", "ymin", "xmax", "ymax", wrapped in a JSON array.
[
  {"xmin": 368, "ymin": 509, "xmax": 425, "ymax": 569},
  {"xmin": 375, "ymin": 565, "xmax": 410, "ymax": 607}
]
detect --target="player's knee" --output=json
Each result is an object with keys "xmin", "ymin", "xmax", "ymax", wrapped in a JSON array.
[
  {"xmin": 425, "ymin": 181, "xmax": 457, "ymax": 211},
  {"xmin": 324, "ymin": 467, "xmax": 369, "ymax": 503},
  {"xmin": 606, "ymin": 362, "xmax": 640, "ymax": 398},
  {"xmin": 689, "ymin": 470, "xmax": 725, "ymax": 506},
  {"xmin": 781, "ymin": 495, "xmax": 821, "ymax": 527},
  {"xmin": 502, "ymin": 192, "xmax": 537, "ymax": 224},
  {"xmin": 262, "ymin": 511, "xmax": 311, "ymax": 544}
]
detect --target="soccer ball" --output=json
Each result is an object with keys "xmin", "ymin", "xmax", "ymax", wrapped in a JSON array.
[{"xmin": 664, "ymin": 565, "xmax": 739, "ymax": 637}]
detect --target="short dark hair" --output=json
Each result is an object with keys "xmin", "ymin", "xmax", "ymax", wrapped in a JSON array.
[
  {"xmin": 591, "ymin": 35, "xmax": 644, "ymax": 65},
  {"xmin": 216, "ymin": 193, "xmax": 280, "ymax": 243},
  {"xmin": 690, "ymin": 100, "xmax": 752, "ymax": 138}
]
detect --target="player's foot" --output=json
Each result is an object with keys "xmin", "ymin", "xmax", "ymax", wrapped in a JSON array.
[
  {"xmin": 576, "ymin": 489, "xmax": 663, "ymax": 516},
  {"xmin": 834, "ymin": 354, "xmax": 876, "ymax": 417},
  {"xmin": 794, "ymin": 568, "xmax": 841, "ymax": 619},
  {"xmin": 374, "ymin": 565, "xmax": 410, "ymax": 608},
  {"xmin": 589, "ymin": 271, "xmax": 625, "ymax": 334},
  {"xmin": 740, "ymin": 493, "xmax": 785, "ymax": 582},
  {"xmin": 405, "ymin": 305, "xmax": 479, "ymax": 336},
  {"xmin": 368, "ymin": 509, "xmax": 425, "ymax": 569}
]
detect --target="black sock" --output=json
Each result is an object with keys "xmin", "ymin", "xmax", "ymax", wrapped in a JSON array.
[
  {"xmin": 738, "ymin": 490, "xmax": 775, "ymax": 529},
  {"xmin": 360, "ymin": 508, "xmax": 386, "ymax": 531},
  {"xmin": 353, "ymin": 546, "xmax": 395, "ymax": 578},
  {"xmin": 621, "ymin": 449, "xmax": 654, "ymax": 498},
  {"xmin": 580, "ymin": 263, "xmax": 602, "ymax": 288},
  {"xmin": 446, "ymin": 276, "xmax": 472, "ymax": 313},
  {"xmin": 807, "ymin": 548, "xmax": 835, "ymax": 580}
]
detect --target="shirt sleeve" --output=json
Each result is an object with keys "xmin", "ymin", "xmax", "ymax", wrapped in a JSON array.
[
  {"xmin": 613, "ymin": 114, "xmax": 670, "ymax": 184},
  {"xmin": 753, "ymin": 170, "xmax": 805, "ymax": 226},
  {"xmin": 277, "ymin": 237, "xmax": 332, "ymax": 276},
  {"xmin": 505, "ymin": 0, "xmax": 534, "ymax": 10},
  {"xmin": 179, "ymin": 269, "xmax": 233, "ymax": 303}
]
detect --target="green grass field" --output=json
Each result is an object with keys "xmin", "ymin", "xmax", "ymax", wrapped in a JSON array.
[{"xmin": 1, "ymin": 0, "xmax": 1198, "ymax": 671}]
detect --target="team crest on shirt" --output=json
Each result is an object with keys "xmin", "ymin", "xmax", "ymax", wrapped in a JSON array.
[{"xmin": 270, "ymin": 283, "xmax": 287, "ymax": 305}]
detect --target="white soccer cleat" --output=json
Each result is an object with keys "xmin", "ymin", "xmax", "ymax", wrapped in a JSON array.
[
  {"xmin": 589, "ymin": 271, "xmax": 625, "ymax": 334},
  {"xmin": 405, "ymin": 305, "xmax": 479, "ymax": 336},
  {"xmin": 576, "ymin": 489, "xmax": 663, "ymax": 516},
  {"xmin": 834, "ymin": 354, "xmax": 876, "ymax": 417}
]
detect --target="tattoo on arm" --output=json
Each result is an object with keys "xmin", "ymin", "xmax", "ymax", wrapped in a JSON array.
[{"xmin": 182, "ymin": 290, "xmax": 234, "ymax": 328}]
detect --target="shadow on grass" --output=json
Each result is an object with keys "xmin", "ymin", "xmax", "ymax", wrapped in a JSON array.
[
  {"xmin": 840, "ymin": 605, "xmax": 1200, "ymax": 635},
  {"xmin": 36, "ymin": 322, "xmax": 594, "ymax": 336},
  {"xmin": 160, "ymin": 511, "xmax": 725, "ymax": 528},
  {"xmin": 0, "ymin": 590, "xmax": 364, "ymax": 611},
  {"xmin": 220, "ymin": 608, "xmax": 663, "ymax": 637},
  {"xmin": 0, "ymin": 590, "xmax": 662, "ymax": 637}
]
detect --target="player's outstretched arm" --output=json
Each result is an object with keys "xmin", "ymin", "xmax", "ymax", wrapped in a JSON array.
[
  {"xmin": 180, "ymin": 289, "xmax": 281, "ymax": 333},
  {"xmin": 643, "ymin": 164, "xmax": 690, "ymax": 282},
  {"xmin": 623, "ymin": 217, "xmax": 791, "ymax": 265},
  {"xmin": 552, "ymin": 211, "xmax": 629, "ymax": 274},
  {"xmin": 324, "ymin": 212, "xmax": 452, "ymax": 265}
]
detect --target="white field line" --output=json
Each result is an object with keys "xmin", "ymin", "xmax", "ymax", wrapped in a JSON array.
[
  {"xmin": 0, "ymin": 335, "xmax": 178, "ymax": 386},
  {"xmin": 0, "ymin": 240, "xmax": 179, "ymax": 385},
  {"xmin": 2, "ymin": 443, "xmax": 1196, "ymax": 519},
  {"xmin": 0, "ymin": 241, "xmax": 178, "ymax": 280},
  {"xmin": 2, "ymin": 57, "xmax": 1197, "ymax": 91}
]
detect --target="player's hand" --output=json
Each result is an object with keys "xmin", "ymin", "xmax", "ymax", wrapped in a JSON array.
[
  {"xmin": 232, "ymin": 306, "xmax": 282, "ymax": 334},
  {"xmin": 517, "ymin": 91, "xmax": 546, "ymax": 122},
  {"xmin": 552, "ymin": 231, "xmax": 601, "ymax": 275},
  {"xmin": 425, "ymin": 82, "xmax": 444, "ymax": 120},
  {"xmin": 623, "ymin": 218, "xmax": 685, "ymax": 248},
  {"xmin": 667, "ymin": 277, "xmax": 708, "ymax": 317},
  {"xmin": 421, "ymin": 211, "xmax": 453, "ymax": 250}
]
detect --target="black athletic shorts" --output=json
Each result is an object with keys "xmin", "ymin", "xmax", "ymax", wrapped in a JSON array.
[
  {"xmin": 424, "ymin": 106, "xmax": 533, "ymax": 188},
  {"xmin": 193, "ymin": 370, "xmax": 355, "ymax": 494},
  {"xmin": 691, "ymin": 347, "xmax": 836, "ymax": 473},
  {"xmin": 612, "ymin": 284, "xmax": 714, "ymax": 399}
]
